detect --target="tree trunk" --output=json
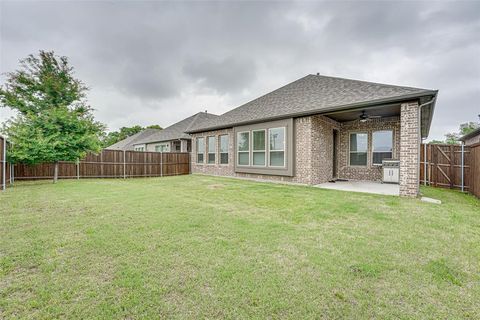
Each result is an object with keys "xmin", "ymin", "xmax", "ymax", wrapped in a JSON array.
[{"xmin": 53, "ymin": 161, "xmax": 59, "ymax": 183}]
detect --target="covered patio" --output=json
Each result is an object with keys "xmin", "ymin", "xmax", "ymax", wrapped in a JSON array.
[{"xmin": 316, "ymin": 180, "xmax": 400, "ymax": 196}]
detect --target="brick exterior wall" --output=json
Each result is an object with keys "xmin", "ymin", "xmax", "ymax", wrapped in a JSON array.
[
  {"xmin": 399, "ymin": 102, "xmax": 420, "ymax": 197},
  {"xmin": 337, "ymin": 116, "xmax": 400, "ymax": 181},
  {"xmin": 192, "ymin": 111, "xmax": 418, "ymax": 197}
]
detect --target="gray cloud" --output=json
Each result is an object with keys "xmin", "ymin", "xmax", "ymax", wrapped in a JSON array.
[{"xmin": 1, "ymin": 1, "xmax": 479, "ymax": 139}]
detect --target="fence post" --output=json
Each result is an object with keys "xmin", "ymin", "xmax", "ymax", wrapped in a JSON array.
[
  {"xmin": 423, "ymin": 143, "xmax": 427, "ymax": 186},
  {"xmin": 76, "ymin": 158, "xmax": 80, "ymax": 180},
  {"xmin": 123, "ymin": 150, "xmax": 126, "ymax": 179},
  {"xmin": 10, "ymin": 163, "xmax": 14, "ymax": 185},
  {"xmin": 461, "ymin": 142, "xmax": 465, "ymax": 192},
  {"xmin": 2, "ymin": 137, "xmax": 5, "ymax": 191},
  {"xmin": 160, "ymin": 152, "xmax": 163, "ymax": 177}
]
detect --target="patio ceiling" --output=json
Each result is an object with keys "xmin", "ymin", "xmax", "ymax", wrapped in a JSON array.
[{"xmin": 323, "ymin": 103, "xmax": 401, "ymax": 122}]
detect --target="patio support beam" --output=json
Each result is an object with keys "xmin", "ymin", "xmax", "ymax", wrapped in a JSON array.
[{"xmin": 399, "ymin": 101, "xmax": 420, "ymax": 197}]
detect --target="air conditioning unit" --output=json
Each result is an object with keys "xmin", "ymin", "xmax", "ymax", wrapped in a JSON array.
[{"xmin": 382, "ymin": 160, "xmax": 399, "ymax": 184}]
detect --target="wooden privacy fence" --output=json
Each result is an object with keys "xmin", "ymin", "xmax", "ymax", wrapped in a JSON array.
[
  {"xmin": 13, "ymin": 150, "xmax": 190, "ymax": 180},
  {"xmin": 420, "ymin": 143, "xmax": 480, "ymax": 198},
  {"xmin": 469, "ymin": 143, "xmax": 480, "ymax": 198},
  {"xmin": 1, "ymin": 136, "xmax": 12, "ymax": 190}
]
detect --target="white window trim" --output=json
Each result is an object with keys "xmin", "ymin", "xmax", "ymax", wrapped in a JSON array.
[
  {"xmin": 348, "ymin": 132, "xmax": 368, "ymax": 167},
  {"xmin": 207, "ymin": 136, "xmax": 216, "ymax": 165},
  {"xmin": 237, "ymin": 131, "xmax": 250, "ymax": 166},
  {"xmin": 372, "ymin": 129, "xmax": 394, "ymax": 166},
  {"xmin": 252, "ymin": 129, "xmax": 267, "ymax": 167},
  {"xmin": 268, "ymin": 127, "xmax": 286, "ymax": 168},
  {"xmin": 155, "ymin": 142, "xmax": 170, "ymax": 153},
  {"xmin": 218, "ymin": 134, "xmax": 229, "ymax": 165},
  {"xmin": 196, "ymin": 137, "xmax": 205, "ymax": 164},
  {"xmin": 134, "ymin": 145, "xmax": 145, "ymax": 151}
]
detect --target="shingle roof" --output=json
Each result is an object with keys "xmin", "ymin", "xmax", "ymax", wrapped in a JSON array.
[
  {"xmin": 136, "ymin": 112, "xmax": 219, "ymax": 144},
  {"xmin": 105, "ymin": 128, "xmax": 161, "ymax": 151},
  {"xmin": 186, "ymin": 74, "xmax": 437, "ymax": 133},
  {"xmin": 459, "ymin": 127, "xmax": 480, "ymax": 142}
]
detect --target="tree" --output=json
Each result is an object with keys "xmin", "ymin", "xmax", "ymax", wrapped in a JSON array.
[
  {"xmin": 102, "ymin": 124, "xmax": 162, "ymax": 148},
  {"xmin": 430, "ymin": 118, "xmax": 480, "ymax": 144},
  {"xmin": 0, "ymin": 51, "xmax": 105, "ymax": 183}
]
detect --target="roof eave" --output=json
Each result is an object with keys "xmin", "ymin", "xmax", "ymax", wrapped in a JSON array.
[
  {"xmin": 186, "ymin": 90, "xmax": 438, "ymax": 133},
  {"xmin": 459, "ymin": 127, "xmax": 480, "ymax": 142}
]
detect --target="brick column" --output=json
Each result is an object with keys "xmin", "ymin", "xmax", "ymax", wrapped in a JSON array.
[{"xmin": 400, "ymin": 101, "xmax": 420, "ymax": 197}]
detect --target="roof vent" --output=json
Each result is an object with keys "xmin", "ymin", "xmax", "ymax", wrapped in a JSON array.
[{"xmin": 316, "ymin": 72, "xmax": 320, "ymax": 76}]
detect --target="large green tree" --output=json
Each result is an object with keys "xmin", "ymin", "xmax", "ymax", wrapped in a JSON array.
[{"xmin": 0, "ymin": 51, "xmax": 105, "ymax": 182}]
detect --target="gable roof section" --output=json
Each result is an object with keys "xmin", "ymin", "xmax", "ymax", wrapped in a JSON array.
[
  {"xmin": 459, "ymin": 127, "xmax": 480, "ymax": 142},
  {"xmin": 186, "ymin": 74, "xmax": 437, "ymax": 133},
  {"xmin": 105, "ymin": 128, "xmax": 161, "ymax": 150},
  {"xmin": 137, "ymin": 112, "xmax": 219, "ymax": 144}
]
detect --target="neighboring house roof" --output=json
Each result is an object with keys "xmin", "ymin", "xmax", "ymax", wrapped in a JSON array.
[
  {"xmin": 186, "ymin": 74, "xmax": 438, "ymax": 134},
  {"xmin": 105, "ymin": 128, "xmax": 161, "ymax": 150},
  {"xmin": 459, "ymin": 127, "xmax": 480, "ymax": 142},
  {"xmin": 135, "ymin": 112, "xmax": 219, "ymax": 145}
]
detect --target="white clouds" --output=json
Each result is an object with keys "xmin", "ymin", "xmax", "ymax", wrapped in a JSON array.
[{"xmin": 1, "ymin": 1, "xmax": 479, "ymax": 140}]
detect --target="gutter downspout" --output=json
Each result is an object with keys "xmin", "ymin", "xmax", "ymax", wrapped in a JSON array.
[
  {"xmin": 423, "ymin": 138, "xmax": 427, "ymax": 186},
  {"xmin": 417, "ymin": 97, "xmax": 436, "ymax": 193}
]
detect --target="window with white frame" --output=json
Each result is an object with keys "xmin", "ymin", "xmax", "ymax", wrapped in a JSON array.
[
  {"xmin": 237, "ymin": 132, "xmax": 250, "ymax": 166},
  {"xmin": 349, "ymin": 132, "xmax": 368, "ymax": 166},
  {"xmin": 134, "ymin": 145, "xmax": 145, "ymax": 151},
  {"xmin": 252, "ymin": 130, "xmax": 266, "ymax": 166},
  {"xmin": 219, "ymin": 135, "xmax": 229, "ymax": 164},
  {"xmin": 196, "ymin": 137, "xmax": 205, "ymax": 163},
  {"xmin": 372, "ymin": 130, "xmax": 393, "ymax": 165},
  {"xmin": 154, "ymin": 143, "xmax": 170, "ymax": 152},
  {"xmin": 207, "ymin": 136, "xmax": 216, "ymax": 164},
  {"xmin": 269, "ymin": 127, "xmax": 285, "ymax": 167}
]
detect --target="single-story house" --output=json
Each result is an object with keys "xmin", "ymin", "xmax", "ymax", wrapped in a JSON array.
[
  {"xmin": 108, "ymin": 112, "xmax": 218, "ymax": 153},
  {"xmin": 459, "ymin": 127, "xmax": 480, "ymax": 146},
  {"xmin": 106, "ymin": 128, "xmax": 162, "ymax": 151},
  {"xmin": 186, "ymin": 74, "xmax": 438, "ymax": 197}
]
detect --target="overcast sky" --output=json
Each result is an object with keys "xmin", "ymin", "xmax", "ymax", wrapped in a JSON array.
[{"xmin": 1, "ymin": 1, "xmax": 479, "ymax": 140}]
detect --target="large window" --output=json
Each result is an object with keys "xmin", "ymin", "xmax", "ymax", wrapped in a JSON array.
[
  {"xmin": 237, "ymin": 132, "xmax": 250, "ymax": 166},
  {"xmin": 155, "ymin": 143, "xmax": 170, "ymax": 152},
  {"xmin": 196, "ymin": 137, "xmax": 205, "ymax": 163},
  {"xmin": 349, "ymin": 133, "xmax": 368, "ymax": 166},
  {"xmin": 252, "ymin": 130, "xmax": 266, "ymax": 166},
  {"xmin": 207, "ymin": 136, "xmax": 216, "ymax": 164},
  {"xmin": 372, "ymin": 130, "xmax": 393, "ymax": 165},
  {"xmin": 219, "ymin": 135, "xmax": 229, "ymax": 164},
  {"xmin": 269, "ymin": 127, "xmax": 285, "ymax": 167}
]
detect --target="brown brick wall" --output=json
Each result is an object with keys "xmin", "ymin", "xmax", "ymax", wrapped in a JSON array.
[
  {"xmin": 399, "ymin": 102, "xmax": 420, "ymax": 197},
  {"xmin": 337, "ymin": 117, "xmax": 400, "ymax": 181},
  {"xmin": 192, "ymin": 112, "xmax": 416, "ymax": 193}
]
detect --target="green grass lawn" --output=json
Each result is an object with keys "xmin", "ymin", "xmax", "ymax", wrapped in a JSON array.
[{"xmin": 1, "ymin": 175, "xmax": 479, "ymax": 319}]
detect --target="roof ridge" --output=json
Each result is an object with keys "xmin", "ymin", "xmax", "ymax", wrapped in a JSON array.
[{"xmin": 308, "ymin": 74, "xmax": 433, "ymax": 92}]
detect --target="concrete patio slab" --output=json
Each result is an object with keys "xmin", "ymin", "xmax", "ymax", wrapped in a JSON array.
[{"xmin": 315, "ymin": 180, "xmax": 400, "ymax": 196}]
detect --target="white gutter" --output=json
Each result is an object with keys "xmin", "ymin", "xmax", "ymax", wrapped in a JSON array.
[
  {"xmin": 417, "ymin": 97, "xmax": 436, "ymax": 192},
  {"xmin": 1, "ymin": 135, "xmax": 6, "ymax": 191}
]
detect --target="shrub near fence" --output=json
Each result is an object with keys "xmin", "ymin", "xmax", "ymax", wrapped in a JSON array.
[{"xmin": 13, "ymin": 149, "xmax": 190, "ymax": 180}]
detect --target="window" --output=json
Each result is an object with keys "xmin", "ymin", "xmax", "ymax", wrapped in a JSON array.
[
  {"xmin": 155, "ymin": 143, "xmax": 170, "ymax": 152},
  {"xmin": 237, "ymin": 132, "xmax": 250, "ymax": 166},
  {"xmin": 372, "ymin": 130, "xmax": 393, "ymax": 165},
  {"xmin": 269, "ymin": 127, "xmax": 285, "ymax": 167},
  {"xmin": 207, "ymin": 136, "xmax": 216, "ymax": 164},
  {"xmin": 252, "ymin": 130, "xmax": 266, "ymax": 166},
  {"xmin": 196, "ymin": 137, "xmax": 205, "ymax": 163},
  {"xmin": 134, "ymin": 146, "xmax": 145, "ymax": 151},
  {"xmin": 219, "ymin": 135, "xmax": 229, "ymax": 164},
  {"xmin": 349, "ymin": 133, "xmax": 368, "ymax": 166}
]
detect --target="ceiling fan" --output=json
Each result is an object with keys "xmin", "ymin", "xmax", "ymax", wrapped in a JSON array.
[{"xmin": 359, "ymin": 110, "xmax": 382, "ymax": 122}]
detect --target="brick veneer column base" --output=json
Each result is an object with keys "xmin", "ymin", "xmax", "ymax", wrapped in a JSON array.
[{"xmin": 400, "ymin": 102, "xmax": 420, "ymax": 197}]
